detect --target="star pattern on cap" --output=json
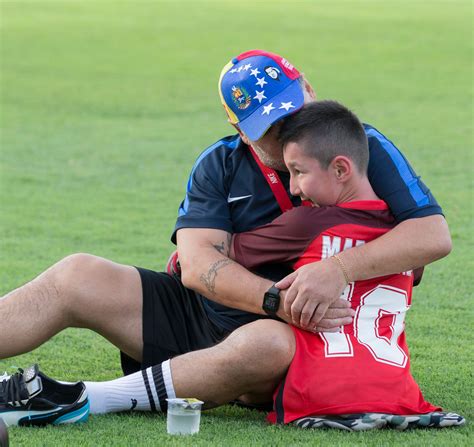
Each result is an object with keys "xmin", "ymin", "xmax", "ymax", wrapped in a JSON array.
[
  {"xmin": 254, "ymin": 90, "xmax": 266, "ymax": 103},
  {"xmin": 224, "ymin": 58, "xmax": 296, "ymax": 126},
  {"xmin": 255, "ymin": 77, "xmax": 267, "ymax": 88},
  {"xmin": 250, "ymin": 68, "xmax": 260, "ymax": 77},
  {"xmin": 262, "ymin": 103, "xmax": 275, "ymax": 115},
  {"xmin": 279, "ymin": 101, "xmax": 295, "ymax": 111}
]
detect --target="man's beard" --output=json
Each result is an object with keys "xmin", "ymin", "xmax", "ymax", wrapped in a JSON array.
[{"xmin": 252, "ymin": 146, "xmax": 287, "ymax": 171}]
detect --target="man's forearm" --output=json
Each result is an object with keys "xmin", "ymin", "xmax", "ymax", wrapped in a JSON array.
[
  {"xmin": 177, "ymin": 228, "xmax": 274, "ymax": 315},
  {"xmin": 338, "ymin": 214, "xmax": 451, "ymax": 281},
  {"xmin": 178, "ymin": 228, "xmax": 353, "ymax": 327},
  {"xmin": 181, "ymin": 246, "xmax": 273, "ymax": 315}
]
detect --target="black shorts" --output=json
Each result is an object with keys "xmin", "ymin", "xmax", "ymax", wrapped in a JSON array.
[{"xmin": 120, "ymin": 267, "xmax": 229, "ymax": 375}]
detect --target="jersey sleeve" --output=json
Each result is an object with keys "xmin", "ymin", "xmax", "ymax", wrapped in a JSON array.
[
  {"xmin": 232, "ymin": 207, "xmax": 323, "ymax": 269},
  {"xmin": 365, "ymin": 125, "xmax": 443, "ymax": 222},
  {"xmin": 171, "ymin": 139, "xmax": 238, "ymax": 243}
]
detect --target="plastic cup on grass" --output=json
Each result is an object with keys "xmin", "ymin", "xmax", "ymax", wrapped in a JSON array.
[{"xmin": 166, "ymin": 398, "xmax": 204, "ymax": 435}]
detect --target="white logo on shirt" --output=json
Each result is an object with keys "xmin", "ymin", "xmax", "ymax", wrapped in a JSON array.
[{"xmin": 227, "ymin": 194, "xmax": 252, "ymax": 203}]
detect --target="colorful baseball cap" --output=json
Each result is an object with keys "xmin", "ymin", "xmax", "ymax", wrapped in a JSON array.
[{"xmin": 219, "ymin": 50, "xmax": 305, "ymax": 141}]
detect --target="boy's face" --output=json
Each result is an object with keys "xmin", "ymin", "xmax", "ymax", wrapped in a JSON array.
[{"xmin": 284, "ymin": 141, "xmax": 341, "ymax": 206}]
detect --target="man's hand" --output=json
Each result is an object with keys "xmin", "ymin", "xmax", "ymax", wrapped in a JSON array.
[
  {"xmin": 276, "ymin": 258, "xmax": 350, "ymax": 330},
  {"xmin": 313, "ymin": 299, "xmax": 355, "ymax": 332},
  {"xmin": 277, "ymin": 292, "xmax": 354, "ymax": 333}
]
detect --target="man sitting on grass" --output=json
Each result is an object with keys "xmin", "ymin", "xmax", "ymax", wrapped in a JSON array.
[
  {"xmin": 228, "ymin": 100, "xmax": 464, "ymax": 430},
  {"xmin": 1, "ymin": 100, "xmax": 464, "ymax": 431},
  {"xmin": 0, "ymin": 55, "xmax": 464, "ymax": 429}
]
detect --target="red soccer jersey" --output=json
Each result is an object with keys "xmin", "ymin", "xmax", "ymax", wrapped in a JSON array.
[{"xmin": 232, "ymin": 201, "xmax": 440, "ymax": 423}]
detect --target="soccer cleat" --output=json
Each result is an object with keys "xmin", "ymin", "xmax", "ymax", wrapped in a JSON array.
[
  {"xmin": 293, "ymin": 412, "xmax": 466, "ymax": 431},
  {"xmin": 0, "ymin": 364, "xmax": 89, "ymax": 427}
]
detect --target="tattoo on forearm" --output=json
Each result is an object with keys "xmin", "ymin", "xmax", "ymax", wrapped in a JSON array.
[
  {"xmin": 212, "ymin": 233, "xmax": 232, "ymax": 257},
  {"xmin": 213, "ymin": 242, "xmax": 226, "ymax": 255},
  {"xmin": 200, "ymin": 258, "xmax": 233, "ymax": 295}
]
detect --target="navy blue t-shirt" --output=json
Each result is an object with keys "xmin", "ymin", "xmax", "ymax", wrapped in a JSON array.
[{"xmin": 172, "ymin": 124, "xmax": 442, "ymax": 332}]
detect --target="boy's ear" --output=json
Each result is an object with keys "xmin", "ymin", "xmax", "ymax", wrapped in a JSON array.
[{"xmin": 331, "ymin": 156, "xmax": 352, "ymax": 182}]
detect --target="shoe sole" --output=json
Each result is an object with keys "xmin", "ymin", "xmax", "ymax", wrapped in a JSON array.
[{"xmin": 1, "ymin": 394, "xmax": 89, "ymax": 427}]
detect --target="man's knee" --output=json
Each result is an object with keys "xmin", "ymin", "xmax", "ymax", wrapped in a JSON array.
[
  {"xmin": 51, "ymin": 253, "xmax": 97, "ymax": 291},
  {"xmin": 47, "ymin": 253, "xmax": 108, "ymax": 316},
  {"xmin": 223, "ymin": 320, "xmax": 295, "ymax": 378},
  {"xmin": 50, "ymin": 253, "xmax": 141, "ymax": 333}
]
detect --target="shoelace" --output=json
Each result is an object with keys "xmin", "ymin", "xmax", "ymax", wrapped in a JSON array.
[{"xmin": 0, "ymin": 368, "xmax": 26, "ymax": 406}]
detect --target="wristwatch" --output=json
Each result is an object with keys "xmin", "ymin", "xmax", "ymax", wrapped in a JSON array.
[{"xmin": 262, "ymin": 285, "xmax": 281, "ymax": 316}]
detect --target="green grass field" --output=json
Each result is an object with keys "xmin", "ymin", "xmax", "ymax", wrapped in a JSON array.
[{"xmin": 1, "ymin": 0, "xmax": 472, "ymax": 445}]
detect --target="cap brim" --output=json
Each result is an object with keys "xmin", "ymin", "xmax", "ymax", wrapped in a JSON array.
[{"xmin": 238, "ymin": 80, "xmax": 305, "ymax": 141}]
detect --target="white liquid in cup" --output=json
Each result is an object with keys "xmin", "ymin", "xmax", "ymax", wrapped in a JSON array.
[
  {"xmin": 167, "ymin": 410, "xmax": 201, "ymax": 435},
  {"xmin": 166, "ymin": 398, "xmax": 204, "ymax": 435}
]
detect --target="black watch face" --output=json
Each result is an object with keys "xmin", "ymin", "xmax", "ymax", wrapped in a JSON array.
[{"xmin": 264, "ymin": 295, "xmax": 279, "ymax": 312}]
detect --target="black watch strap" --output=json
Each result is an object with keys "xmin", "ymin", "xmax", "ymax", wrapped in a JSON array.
[{"xmin": 262, "ymin": 285, "xmax": 281, "ymax": 316}]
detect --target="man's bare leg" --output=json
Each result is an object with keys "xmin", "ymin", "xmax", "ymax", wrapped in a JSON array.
[
  {"xmin": 2, "ymin": 256, "xmax": 295, "ymax": 411},
  {"xmin": 172, "ymin": 320, "xmax": 295, "ymax": 407},
  {"xmin": 0, "ymin": 253, "xmax": 143, "ymax": 361},
  {"xmin": 85, "ymin": 319, "xmax": 295, "ymax": 413}
]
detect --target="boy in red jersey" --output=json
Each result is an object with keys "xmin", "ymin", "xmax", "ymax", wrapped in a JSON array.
[{"xmin": 230, "ymin": 101, "xmax": 463, "ymax": 429}]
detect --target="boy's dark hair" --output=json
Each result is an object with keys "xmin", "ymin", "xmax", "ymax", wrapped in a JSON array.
[{"xmin": 279, "ymin": 100, "xmax": 369, "ymax": 173}]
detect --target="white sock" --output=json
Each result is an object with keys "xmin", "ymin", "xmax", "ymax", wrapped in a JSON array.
[{"xmin": 85, "ymin": 360, "xmax": 176, "ymax": 414}]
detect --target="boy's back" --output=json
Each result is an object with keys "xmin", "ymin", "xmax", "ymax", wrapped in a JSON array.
[{"xmin": 232, "ymin": 201, "xmax": 439, "ymax": 423}]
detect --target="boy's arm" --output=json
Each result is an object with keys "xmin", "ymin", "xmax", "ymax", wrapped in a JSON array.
[{"xmin": 230, "ymin": 208, "xmax": 315, "ymax": 268}]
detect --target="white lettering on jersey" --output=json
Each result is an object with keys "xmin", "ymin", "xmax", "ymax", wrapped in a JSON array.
[
  {"xmin": 320, "ymin": 282, "xmax": 354, "ymax": 357},
  {"xmin": 322, "ymin": 236, "xmax": 366, "ymax": 259},
  {"xmin": 322, "ymin": 284, "xmax": 409, "ymax": 368},
  {"xmin": 342, "ymin": 238, "xmax": 354, "ymax": 251},
  {"xmin": 355, "ymin": 285, "xmax": 408, "ymax": 368},
  {"xmin": 322, "ymin": 235, "xmax": 341, "ymax": 258}
]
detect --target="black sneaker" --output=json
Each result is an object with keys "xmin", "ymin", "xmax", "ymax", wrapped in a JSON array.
[{"xmin": 0, "ymin": 364, "xmax": 89, "ymax": 427}]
